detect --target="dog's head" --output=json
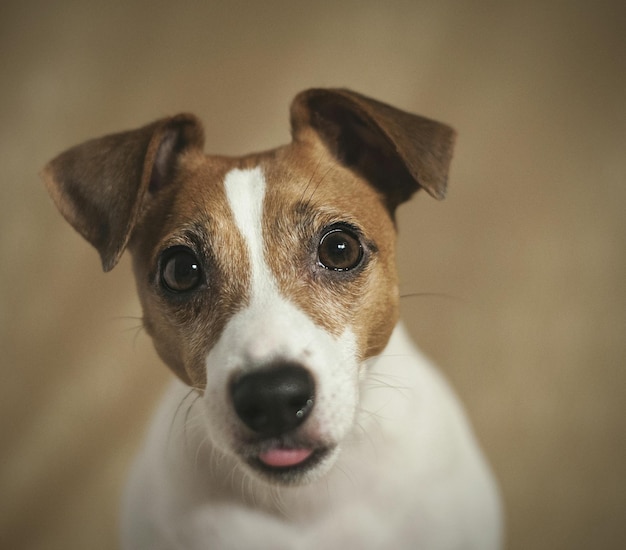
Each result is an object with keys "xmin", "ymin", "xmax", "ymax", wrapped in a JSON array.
[{"xmin": 43, "ymin": 89, "xmax": 455, "ymax": 484}]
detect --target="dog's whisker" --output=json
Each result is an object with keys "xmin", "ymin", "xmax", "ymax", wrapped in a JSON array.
[
  {"xmin": 111, "ymin": 315, "xmax": 147, "ymax": 347},
  {"xmin": 299, "ymin": 150, "xmax": 325, "ymax": 205},
  {"xmin": 131, "ymin": 327, "xmax": 147, "ymax": 349},
  {"xmin": 117, "ymin": 324, "xmax": 144, "ymax": 334},
  {"xmin": 239, "ymin": 470, "xmax": 250, "ymax": 505},
  {"xmin": 206, "ymin": 444, "xmax": 224, "ymax": 480},
  {"xmin": 304, "ymin": 161, "xmax": 336, "ymax": 208},
  {"xmin": 226, "ymin": 461, "xmax": 241, "ymax": 495},
  {"xmin": 193, "ymin": 433, "xmax": 211, "ymax": 471},
  {"xmin": 333, "ymin": 462, "xmax": 359, "ymax": 491},
  {"xmin": 168, "ymin": 388, "xmax": 197, "ymax": 446},
  {"xmin": 183, "ymin": 393, "xmax": 204, "ymax": 456},
  {"xmin": 112, "ymin": 314, "xmax": 144, "ymax": 324},
  {"xmin": 399, "ymin": 291, "xmax": 460, "ymax": 300},
  {"xmin": 350, "ymin": 416, "xmax": 380, "ymax": 458},
  {"xmin": 269, "ymin": 486, "xmax": 290, "ymax": 519},
  {"xmin": 363, "ymin": 375, "xmax": 412, "ymax": 395},
  {"xmin": 355, "ymin": 403, "xmax": 387, "ymax": 425}
]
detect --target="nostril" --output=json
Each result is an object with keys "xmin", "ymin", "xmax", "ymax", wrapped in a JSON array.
[{"xmin": 230, "ymin": 364, "xmax": 315, "ymax": 437}]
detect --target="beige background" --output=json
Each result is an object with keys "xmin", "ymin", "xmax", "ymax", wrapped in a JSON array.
[{"xmin": 1, "ymin": 1, "xmax": 625, "ymax": 548}]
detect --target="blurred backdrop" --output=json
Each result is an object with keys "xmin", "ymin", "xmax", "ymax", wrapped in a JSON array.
[{"xmin": 1, "ymin": 1, "xmax": 625, "ymax": 548}]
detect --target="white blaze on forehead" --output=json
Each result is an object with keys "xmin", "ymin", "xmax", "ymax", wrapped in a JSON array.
[
  {"xmin": 223, "ymin": 167, "xmax": 273, "ymax": 300},
  {"xmin": 221, "ymin": 166, "xmax": 314, "ymax": 362}
]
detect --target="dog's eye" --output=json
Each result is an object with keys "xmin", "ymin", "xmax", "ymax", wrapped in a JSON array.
[
  {"xmin": 160, "ymin": 248, "xmax": 202, "ymax": 293},
  {"xmin": 318, "ymin": 227, "xmax": 363, "ymax": 271}
]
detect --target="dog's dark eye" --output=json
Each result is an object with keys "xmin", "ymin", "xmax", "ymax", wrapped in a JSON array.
[
  {"xmin": 160, "ymin": 248, "xmax": 202, "ymax": 293},
  {"xmin": 318, "ymin": 227, "xmax": 363, "ymax": 271}
]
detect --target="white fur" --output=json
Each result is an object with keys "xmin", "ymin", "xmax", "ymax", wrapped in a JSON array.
[
  {"xmin": 121, "ymin": 167, "xmax": 503, "ymax": 549},
  {"xmin": 122, "ymin": 326, "xmax": 502, "ymax": 549},
  {"xmin": 224, "ymin": 167, "xmax": 270, "ymax": 301}
]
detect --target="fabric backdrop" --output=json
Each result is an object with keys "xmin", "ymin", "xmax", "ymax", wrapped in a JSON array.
[{"xmin": 1, "ymin": 1, "xmax": 624, "ymax": 548}]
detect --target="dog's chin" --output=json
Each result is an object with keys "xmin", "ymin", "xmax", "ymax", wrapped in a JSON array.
[{"xmin": 241, "ymin": 444, "xmax": 338, "ymax": 486}]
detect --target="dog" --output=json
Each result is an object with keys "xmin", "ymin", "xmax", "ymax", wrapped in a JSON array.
[{"xmin": 43, "ymin": 88, "xmax": 502, "ymax": 549}]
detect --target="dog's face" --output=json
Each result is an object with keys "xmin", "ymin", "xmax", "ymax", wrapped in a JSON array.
[
  {"xmin": 43, "ymin": 89, "xmax": 455, "ymax": 485},
  {"xmin": 131, "ymin": 140, "xmax": 401, "ymax": 482}
]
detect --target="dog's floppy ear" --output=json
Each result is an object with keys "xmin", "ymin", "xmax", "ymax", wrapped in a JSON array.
[
  {"xmin": 290, "ymin": 88, "xmax": 455, "ymax": 210},
  {"xmin": 42, "ymin": 114, "xmax": 204, "ymax": 272}
]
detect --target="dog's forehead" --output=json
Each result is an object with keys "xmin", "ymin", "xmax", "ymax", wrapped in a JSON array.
[{"xmin": 168, "ymin": 146, "xmax": 392, "ymax": 240}]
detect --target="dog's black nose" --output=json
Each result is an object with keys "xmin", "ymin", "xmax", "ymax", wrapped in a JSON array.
[{"xmin": 230, "ymin": 364, "xmax": 315, "ymax": 437}]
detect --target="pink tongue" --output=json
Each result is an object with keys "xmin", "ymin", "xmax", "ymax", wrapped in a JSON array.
[{"xmin": 258, "ymin": 448, "xmax": 313, "ymax": 468}]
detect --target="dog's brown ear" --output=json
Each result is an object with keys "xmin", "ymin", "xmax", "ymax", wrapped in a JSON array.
[
  {"xmin": 290, "ymin": 88, "xmax": 455, "ymax": 210},
  {"xmin": 42, "ymin": 114, "xmax": 204, "ymax": 272}
]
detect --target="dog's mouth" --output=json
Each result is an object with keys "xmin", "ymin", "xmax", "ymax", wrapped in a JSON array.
[{"xmin": 243, "ymin": 443, "xmax": 333, "ymax": 482}]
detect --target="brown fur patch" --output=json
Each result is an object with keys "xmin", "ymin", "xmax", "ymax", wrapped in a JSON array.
[
  {"xmin": 129, "ymin": 152, "xmax": 252, "ymax": 388},
  {"xmin": 260, "ymin": 138, "xmax": 399, "ymax": 362}
]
